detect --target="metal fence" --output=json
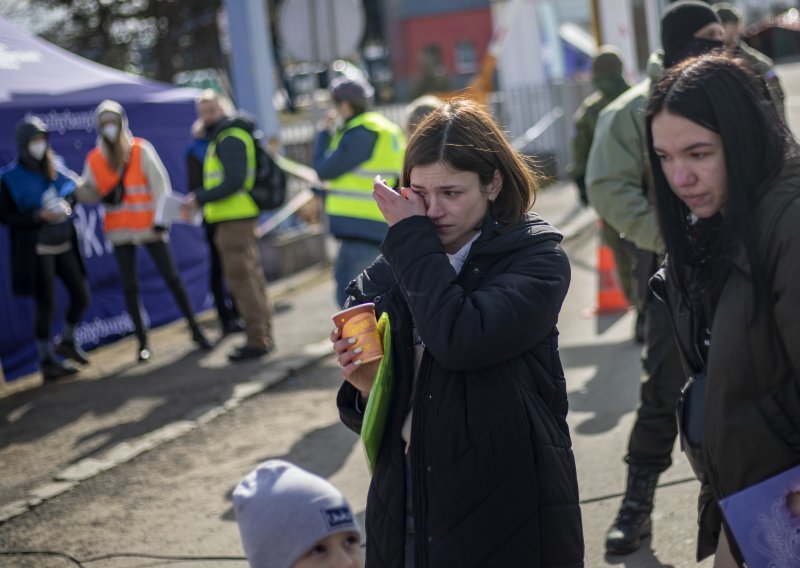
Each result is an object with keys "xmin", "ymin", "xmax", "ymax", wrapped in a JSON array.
[{"xmin": 280, "ymin": 79, "xmax": 594, "ymax": 180}]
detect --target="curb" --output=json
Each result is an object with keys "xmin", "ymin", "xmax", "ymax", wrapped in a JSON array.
[{"xmin": 0, "ymin": 338, "xmax": 333, "ymax": 524}]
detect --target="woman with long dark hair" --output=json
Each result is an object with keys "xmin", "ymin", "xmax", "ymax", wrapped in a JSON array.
[
  {"xmin": 0, "ymin": 118, "xmax": 90, "ymax": 381},
  {"xmin": 331, "ymin": 99, "xmax": 583, "ymax": 567},
  {"xmin": 645, "ymin": 54, "xmax": 800, "ymax": 566}
]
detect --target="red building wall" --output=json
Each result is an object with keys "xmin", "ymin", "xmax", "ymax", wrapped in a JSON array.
[{"xmin": 395, "ymin": 7, "xmax": 492, "ymax": 82}]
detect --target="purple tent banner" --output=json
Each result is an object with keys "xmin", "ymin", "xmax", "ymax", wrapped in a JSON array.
[{"xmin": 0, "ymin": 17, "xmax": 212, "ymax": 381}]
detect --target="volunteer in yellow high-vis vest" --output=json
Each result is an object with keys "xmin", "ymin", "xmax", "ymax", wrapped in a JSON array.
[
  {"xmin": 313, "ymin": 77, "xmax": 406, "ymax": 307},
  {"xmin": 183, "ymin": 90, "xmax": 273, "ymax": 363}
]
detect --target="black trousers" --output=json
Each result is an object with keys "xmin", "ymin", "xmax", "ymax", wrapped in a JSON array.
[
  {"xmin": 625, "ymin": 286, "xmax": 686, "ymax": 472},
  {"xmin": 113, "ymin": 240, "xmax": 197, "ymax": 346},
  {"xmin": 34, "ymin": 248, "xmax": 90, "ymax": 341},
  {"xmin": 204, "ymin": 222, "xmax": 238, "ymax": 325}
]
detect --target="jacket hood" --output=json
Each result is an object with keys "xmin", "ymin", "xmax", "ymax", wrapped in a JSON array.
[
  {"xmin": 16, "ymin": 117, "xmax": 49, "ymax": 171},
  {"xmin": 472, "ymin": 211, "xmax": 563, "ymax": 257},
  {"xmin": 16, "ymin": 117, "xmax": 48, "ymax": 150},
  {"xmin": 95, "ymin": 99, "xmax": 129, "ymax": 132},
  {"xmin": 646, "ymin": 51, "xmax": 664, "ymax": 81}
]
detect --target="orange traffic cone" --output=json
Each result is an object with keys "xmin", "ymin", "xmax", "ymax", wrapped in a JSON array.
[{"xmin": 595, "ymin": 242, "xmax": 630, "ymax": 315}]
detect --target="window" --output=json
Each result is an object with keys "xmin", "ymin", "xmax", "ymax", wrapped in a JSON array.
[{"xmin": 454, "ymin": 41, "xmax": 477, "ymax": 74}]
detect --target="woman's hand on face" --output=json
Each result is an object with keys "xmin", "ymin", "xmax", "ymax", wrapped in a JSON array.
[
  {"xmin": 330, "ymin": 327, "xmax": 379, "ymax": 399},
  {"xmin": 373, "ymin": 179, "xmax": 426, "ymax": 226}
]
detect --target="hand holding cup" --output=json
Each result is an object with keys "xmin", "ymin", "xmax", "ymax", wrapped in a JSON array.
[{"xmin": 331, "ymin": 303, "xmax": 384, "ymax": 399}]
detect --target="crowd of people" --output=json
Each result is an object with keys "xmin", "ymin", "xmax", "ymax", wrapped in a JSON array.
[
  {"xmin": 0, "ymin": 89, "xmax": 281, "ymax": 379},
  {"xmin": 2, "ymin": 0, "xmax": 799, "ymax": 566},
  {"xmin": 322, "ymin": 1, "xmax": 798, "ymax": 567}
]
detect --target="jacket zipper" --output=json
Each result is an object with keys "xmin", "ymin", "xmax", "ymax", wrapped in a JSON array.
[{"xmin": 412, "ymin": 350, "xmax": 432, "ymax": 568}]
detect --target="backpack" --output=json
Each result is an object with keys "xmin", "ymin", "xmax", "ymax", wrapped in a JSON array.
[{"xmin": 250, "ymin": 138, "xmax": 287, "ymax": 211}]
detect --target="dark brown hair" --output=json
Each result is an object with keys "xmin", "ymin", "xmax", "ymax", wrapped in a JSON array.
[{"xmin": 401, "ymin": 98, "xmax": 537, "ymax": 229}]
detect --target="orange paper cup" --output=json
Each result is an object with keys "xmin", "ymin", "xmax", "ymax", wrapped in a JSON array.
[{"xmin": 332, "ymin": 303, "xmax": 384, "ymax": 364}]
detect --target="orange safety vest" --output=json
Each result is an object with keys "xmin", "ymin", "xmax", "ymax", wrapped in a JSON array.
[{"xmin": 87, "ymin": 138, "xmax": 153, "ymax": 235}]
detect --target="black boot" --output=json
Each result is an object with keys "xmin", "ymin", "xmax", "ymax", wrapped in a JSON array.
[
  {"xmin": 55, "ymin": 340, "xmax": 90, "ymax": 365},
  {"xmin": 605, "ymin": 466, "xmax": 659, "ymax": 555},
  {"xmin": 41, "ymin": 358, "xmax": 79, "ymax": 381}
]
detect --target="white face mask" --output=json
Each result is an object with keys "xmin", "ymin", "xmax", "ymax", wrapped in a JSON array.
[
  {"xmin": 101, "ymin": 123, "xmax": 120, "ymax": 142},
  {"xmin": 28, "ymin": 140, "xmax": 47, "ymax": 161}
]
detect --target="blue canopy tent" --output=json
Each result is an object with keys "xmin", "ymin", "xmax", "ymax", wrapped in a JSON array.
[{"xmin": 0, "ymin": 17, "xmax": 212, "ymax": 381}]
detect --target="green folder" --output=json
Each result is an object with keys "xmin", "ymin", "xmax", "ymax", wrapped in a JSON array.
[{"xmin": 361, "ymin": 312, "xmax": 393, "ymax": 474}]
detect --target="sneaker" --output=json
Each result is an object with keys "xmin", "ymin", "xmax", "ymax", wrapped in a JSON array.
[
  {"xmin": 41, "ymin": 358, "xmax": 79, "ymax": 381},
  {"xmin": 228, "ymin": 345, "xmax": 271, "ymax": 362},
  {"xmin": 54, "ymin": 340, "xmax": 90, "ymax": 365}
]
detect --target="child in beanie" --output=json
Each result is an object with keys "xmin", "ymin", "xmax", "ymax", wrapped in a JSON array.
[{"xmin": 233, "ymin": 460, "xmax": 362, "ymax": 568}]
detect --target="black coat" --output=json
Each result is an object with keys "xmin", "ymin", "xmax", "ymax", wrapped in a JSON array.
[
  {"xmin": 0, "ymin": 179, "xmax": 85, "ymax": 296},
  {"xmin": 338, "ymin": 213, "xmax": 584, "ymax": 567},
  {"xmin": 652, "ymin": 168, "xmax": 800, "ymax": 564}
]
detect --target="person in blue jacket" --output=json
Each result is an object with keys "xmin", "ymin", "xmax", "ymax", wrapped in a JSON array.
[{"xmin": 0, "ymin": 118, "xmax": 90, "ymax": 381}]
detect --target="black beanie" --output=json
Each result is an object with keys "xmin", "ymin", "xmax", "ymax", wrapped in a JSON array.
[{"xmin": 661, "ymin": 1, "xmax": 721, "ymax": 68}]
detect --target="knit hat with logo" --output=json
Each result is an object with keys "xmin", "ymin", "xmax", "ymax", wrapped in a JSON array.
[{"xmin": 233, "ymin": 460, "xmax": 360, "ymax": 568}]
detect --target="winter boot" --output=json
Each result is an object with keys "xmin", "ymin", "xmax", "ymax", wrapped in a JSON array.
[
  {"xmin": 55, "ymin": 340, "xmax": 90, "ymax": 365},
  {"xmin": 41, "ymin": 358, "xmax": 79, "ymax": 382},
  {"xmin": 605, "ymin": 465, "xmax": 659, "ymax": 555}
]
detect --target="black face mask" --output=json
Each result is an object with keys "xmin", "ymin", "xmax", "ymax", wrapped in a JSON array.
[{"xmin": 666, "ymin": 38, "xmax": 724, "ymax": 68}]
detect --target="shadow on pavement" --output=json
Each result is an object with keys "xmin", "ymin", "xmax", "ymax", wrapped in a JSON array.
[
  {"xmin": 605, "ymin": 540, "xmax": 677, "ymax": 568},
  {"xmin": 0, "ymin": 345, "xmax": 240, "ymax": 460},
  {"xmin": 561, "ymin": 339, "xmax": 642, "ymax": 435},
  {"xmin": 220, "ymin": 422, "xmax": 358, "ymax": 522}
]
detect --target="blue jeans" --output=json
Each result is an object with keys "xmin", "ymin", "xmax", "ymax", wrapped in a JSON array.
[{"xmin": 334, "ymin": 239, "xmax": 381, "ymax": 307}]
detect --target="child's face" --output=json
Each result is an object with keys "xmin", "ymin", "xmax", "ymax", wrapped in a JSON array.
[{"xmin": 293, "ymin": 531, "xmax": 362, "ymax": 568}]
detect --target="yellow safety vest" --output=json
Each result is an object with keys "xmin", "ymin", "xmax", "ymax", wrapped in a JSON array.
[
  {"xmin": 324, "ymin": 112, "xmax": 405, "ymax": 241},
  {"xmin": 203, "ymin": 127, "xmax": 259, "ymax": 224}
]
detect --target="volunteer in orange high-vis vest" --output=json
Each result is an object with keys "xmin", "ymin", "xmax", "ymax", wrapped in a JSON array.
[{"xmin": 75, "ymin": 100, "xmax": 211, "ymax": 363}]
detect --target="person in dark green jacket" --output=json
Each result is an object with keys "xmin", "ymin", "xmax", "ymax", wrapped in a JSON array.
[
  {"xmin": 571, "ymin": 46, "xmax": 630, "ymax": 207},
  {"xmin": 571, "ymin": 47, "xmax": 643, "ymax": 339}
]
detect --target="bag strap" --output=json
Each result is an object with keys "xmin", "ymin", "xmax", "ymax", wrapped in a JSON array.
[
  {"xmin": 114, "ymin": 146, "xmax": 133, "ymax": 187},
  {"xmin": 650, "ymin": 265, "xmax": 706, "ymax": 373}
]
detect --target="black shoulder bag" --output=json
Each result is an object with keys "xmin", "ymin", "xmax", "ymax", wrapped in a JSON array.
[{"xmin": 652, "ymin": 268, "xmax": 708, "ymax": 479}]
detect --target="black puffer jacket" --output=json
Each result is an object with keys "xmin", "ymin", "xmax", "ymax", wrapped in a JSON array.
[{"xmin": 338, "ymin": 213, "xmax": 584, "ymax": 567}]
